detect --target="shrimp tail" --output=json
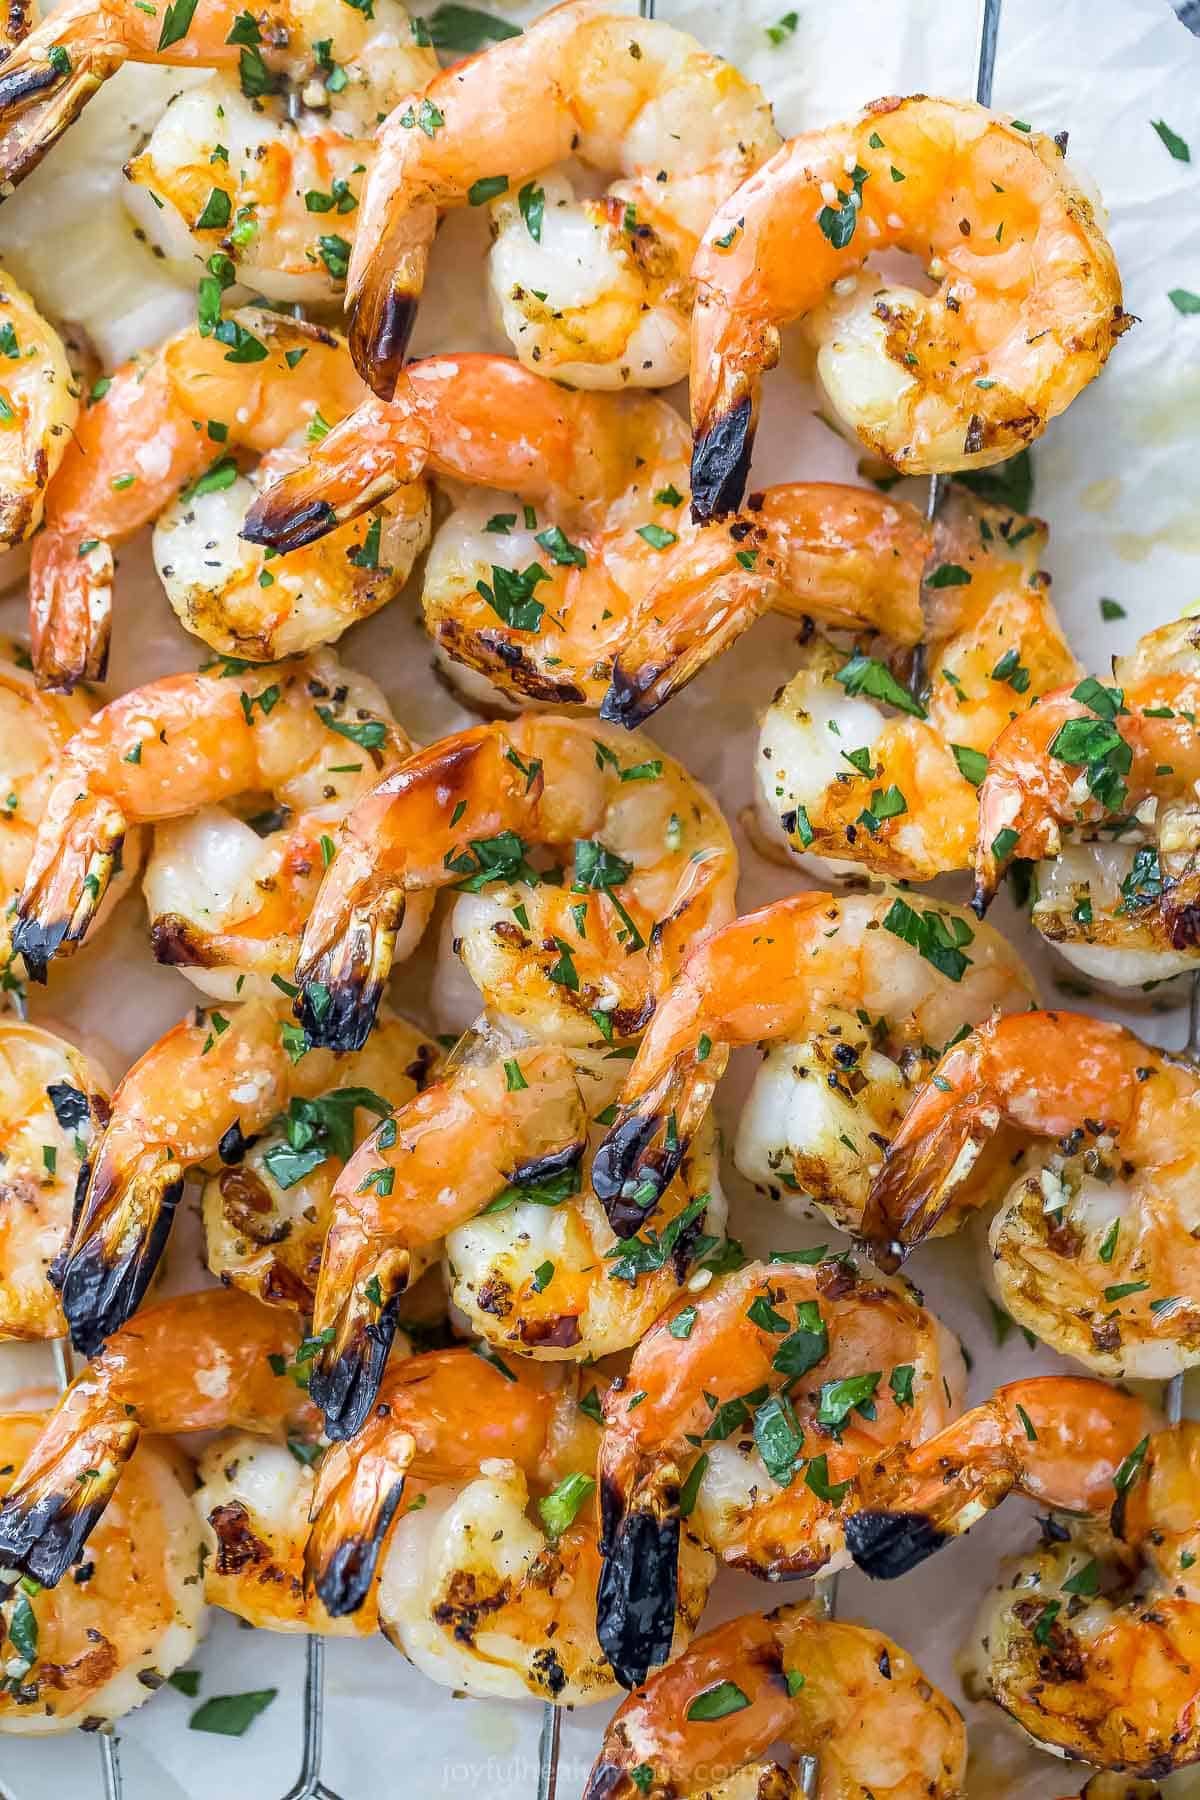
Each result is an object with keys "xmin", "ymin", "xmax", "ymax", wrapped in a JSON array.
[
  {"xmin": 858, "ymin": 1087, "xmax": 997, "ymax": 1273},
  {"xmin": 689, "ymin": 393, "xmax": 756, "ymax": 524},
  {"xmin": 0, "ymin": 1405, "xmax": 139, "ymax": 1585},
  {"xmin": 30, "ymin": 529, "xmax": 114, "ymax": 692},
  {"xmin": 0, "ymin": 46, "xmax": 112, "ymax": 190},
  {"xmin": 597, "ymin": 1455, "xmax": 681, "ymax": 1691},
  {"xmin": 56, "ymin": 1154, "xmax": 184, "ymax": 1358},
  {"xmin": 294, "ymin": 878, "xmax": 406, "ymax": 1053},
  {"xmin": 600, "ymin": 535, "xmax": 776, "ymax": 729},
  {"xmin": 305, "ymin": 1431, "xmax": 413, "ymax": 1616},
  {"xmin": 309, "ymin": 1250, "xmax": 411, "ymax": 1443},
  {"xmin": 842, "ymin": 1508, "xmax": 953, "ymax": 1580},
  {"xmin": 10, "ymin": 791, "xmax": 126, "ymax": 980},
  {"xmin": 591, "ymin": 1106, "xmax": 682, "ymax": 1239}
]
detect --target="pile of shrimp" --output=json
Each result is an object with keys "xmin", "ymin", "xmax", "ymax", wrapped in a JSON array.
[{"xmin": 0, "ymin": 0, "xmax": 1183, "ymax": 1795}]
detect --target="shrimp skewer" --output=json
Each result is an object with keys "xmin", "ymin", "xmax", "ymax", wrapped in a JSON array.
[
  {"xmin": 595, "ymin": 1257, "xmax": 964, "ymax": 1689},
  {"xmin": 0, "ymin": 1288, "xmax": 308, "ymax": 1586},
  {"xmin": 584, "ymin": 1604, "xmax": 967, "ymax": 1799},
  {"xmin": 859, "ymin": 1010, "xmax": 1200, "ymax": 1377},
  {"xmin": 10, "ymin": 648, "xmax": 430, "ymax": 994},
  {"xmin": 344, "ymin": 0, "xmax": 779, "ymax": 396},
  {"xmin": 592, "ymin": 887, "xmax": 1035, "ymax": 1239},
  {"xmin": 293, "ymin": 714, "xmax": 736, "ymax": 1054},
  {"xmin": 689, "ymin": 97, "xmax": 1127, "ymax": 518},
  {"xmin": 30, "ymin": 309, "xmax": 430, "ymax": 691},
  {"xmin": 54, "ymin": 1001, "xmax": 437, "ymax": 1356}
]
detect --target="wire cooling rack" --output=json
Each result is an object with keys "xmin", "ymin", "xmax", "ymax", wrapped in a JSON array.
[{"xmin": 8, "ymin": 0, "xmax": 1195, "ymax": 1796}]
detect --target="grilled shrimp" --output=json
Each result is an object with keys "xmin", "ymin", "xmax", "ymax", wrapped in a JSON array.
[
  {"xmin": 307, "ymin": 1021, "xmax": 726, "ymax": 1440},
  {"xmin": 591, "ymin": 887, "xmax": 1034, "ymax": 1241},
  {"xmin": 303, "ymin": 1349, "xmax": 713, "ymax": 1698},
  {"xmin": 54, "ymin": 999, "xmax": 436, "ymax": 1356},
  {"xmin": 595, "ymin": 1256, "xmax": 964, "ymax": 1690},
  {"xmin": 242, "ymin": 351, "xmax": 928, "ymax": 720},
  {"xmin": 0, "ymin": 635, "xmax": 142, "ymax": 981},
  {"xmin": 29, "ymin": 308, "xmax": 430, "ymax": 691},
  {"xmin": 201, "ymin": 1010, "xmax": 439, "ymax": 1311},
  {"xmin": 689, "ymin": 95, "xmax": 1127, "ymax": 518},
  {"xmin": 0, "ymin": 1410, "xmax": 205, "ymax": 1731},
  {"xmin": 11, "ymin": 648, "xmax": 431, "ymax": 995},
  {"xmin": 0, "ymin": 1021, "xmax": 111, "ymax": 1340},
  {"xmin": 843, "ymin": 1375, "xmax": 1157, "ymax": 1582},
  {"xmin": 0, "ymin": 0, "xmax": 436, "ymax": 299},
  {"xmin": 755, "ymin": 489, "xmax": 1080, "ymax": 881},
  {"xmin": 0, "ymin": 269, "xmax": 78, "ymax": 547},
  {"xmin": 0, "ymin": 1287, "xmax": 309, "ymax": 1586},
  {"xmin": 965, "ymin": 1422, "xmax": 1200, "ymax": 1777},
  {"xmin": 344, "ymin": 0, "xmax": 778, "ymax": 396},
  {"xmin": 861, "ymin": 1010, "xmax": 1200, "ymax": 1377},
  {"xmin": 584, "ymin": 1603, "xmax": 967, "ymax": 1800},
  {"xmin": 292, "ymin": 714, "xmax": 736, "ymax": 1054},
  {"xmin": 976, "ymin": 615, "xmax": 1200, "ymax": 968}
]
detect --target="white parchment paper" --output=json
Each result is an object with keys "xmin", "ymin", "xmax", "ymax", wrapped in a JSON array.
[{"xmin": 2, "ymin": 0, "xmax": 1200, "ymax": 1794}]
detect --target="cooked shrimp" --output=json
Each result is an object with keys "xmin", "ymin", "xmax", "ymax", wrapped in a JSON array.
[
  {"xmin": 843, "ymin": 1375, "xmax": 1157, "ymax": 1581},
  {"xmin": 1026, "ymin": 842, "xmax": 1197, "ymax": 991},
  {"xmin": 344, "ymin": 0, "xmax": 778, "ymax": 396},
  {"xmin": 0, "ymin": 635, "xmax": 142, "ymax": 982},
  {"xmin": 0, "ymin": 1021, "xmax": 111, "ymax": 1340},
  {"xmin": 592, "ymin": 886, "xmax": 1034, "ymax": 1240},
  {"xmin": 0, "ymin": 0, "xmax": 435, "ymax": 294},
  {"xmin": 29, "ymin": 308, "xmax": 430, "ymax": 691},
  {"xmin": 965, "ymin": 1421, "xmax": 1200, "ymax": 1778},
  {"xmin": 242, "ymin": 351, "xmax": 929, "ymax": 719},
  {"xmin": 585, "ymin": 1603, "xmax": 967, "ymax": 1800},
  {"xmin": 432, "ymin": 478, "xmax": 931, "ymax": 724},
  {"xmin": 755, "ymin": 489, "xmax": 1080, "ymax": 881},
  {"xmin": 975, "ymin": 615, "xmax": 1200, "ymax": 962},
  {"xmin": 302, "ymin": 1348, "xmax": 713, "ymax": 1698},
  {"xmin": 195, "ymin": 1430, "xmax": 377, "ymax": 1635},
  {"xmin": 201, "ymin": 1010, "xmax": 439, "ymax": 1311},
  {"xmin": 0, "ymin": 1410, "xmax": 205, "ymax": 1731},
  {"xmin": 123, "ymin": 0, "xmax": 436, "ymax": 303},
  {"xmin": 596, "ymin": 1257, "xmax": 964, "ymax": 1690},
  {"xmin": 304, "ymin": 1024, "xmax": 585, "ymax": 1437},
  {"xmin": 308, "ymin": 1021, "xmax": 727, "ymax": 1440},
  {"xmin": 0, "ymin": 1287, "xmax": 308, "ymax": 1586},
  {"xmin": 11, "ymin": 647, "xmax": 432, "ymax": 997},
  {"xmin": 56, "ymin": 999, "xmax": 436, "ymax": 1356},
  {"xmin": 689, "ymin": 97, "xmax": 1127, "ymax": 518},
  {"xmin": 293, "ymin": 714, "xmax": 736, "ymax": 1054},
  {"xmin": 0, "ymin": 268, "xmax": 77, "ymax": 547},
  {"xmin": 860, "ymin": 1009, "xmax": 1200, "ymax": 1377}
]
